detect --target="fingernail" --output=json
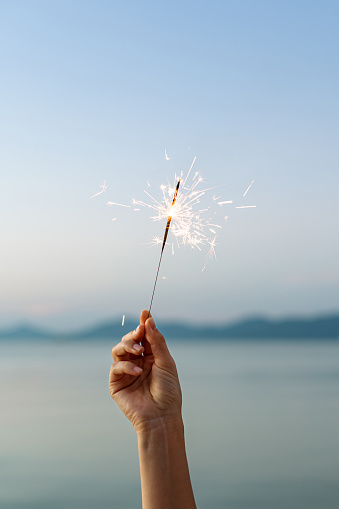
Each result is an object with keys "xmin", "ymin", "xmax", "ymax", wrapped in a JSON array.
[
  {"xmin": 133, "ymin": 366, "xmax": 142, "ymax": 374},
  {"xmin": 149, "ymin": 317, "xmax": 156, "ymax": 330},
  {"xmin": 132, "ymin": 344, "xmax": 143, "ymax": 352}
]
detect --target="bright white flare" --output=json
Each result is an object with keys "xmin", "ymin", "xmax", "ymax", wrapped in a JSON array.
[{"xmin": 133, "ymin": 158, "xmax": 224, "ymax": 263}]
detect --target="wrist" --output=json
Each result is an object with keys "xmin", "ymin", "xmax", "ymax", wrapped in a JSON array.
[{"xmin": 136, "ymin": 413, "xmax": 184, "ymax": 439}]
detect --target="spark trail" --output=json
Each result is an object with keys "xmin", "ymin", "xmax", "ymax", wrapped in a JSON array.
[{"xmin": 86, "ymin": 181, "xmax": 108, "ymax": 200}]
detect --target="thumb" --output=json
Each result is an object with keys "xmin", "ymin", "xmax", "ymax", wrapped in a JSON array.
[{"xmin": 145, "ymin": 316, "xmax": 174, "ymax": 369}]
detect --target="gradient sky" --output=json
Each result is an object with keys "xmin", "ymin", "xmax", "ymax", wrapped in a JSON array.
[{"xmin": 1, "ymin": 0, "xmax": 338, "ymax": 330}]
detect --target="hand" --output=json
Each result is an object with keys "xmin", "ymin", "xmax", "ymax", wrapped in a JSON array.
[{"xmin": 109, "ymin": 310, "xmax": 182, "ymax": 433}]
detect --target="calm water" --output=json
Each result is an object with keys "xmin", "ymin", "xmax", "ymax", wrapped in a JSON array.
[{"xmin": 1, "ymin": 339, "xmax": 339, "ymax": 509}]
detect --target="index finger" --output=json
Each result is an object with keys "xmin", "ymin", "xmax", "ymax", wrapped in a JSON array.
[
  {"xmin": 122, "ymin": 323, "xmax": 145, "ymax": 344},
  {"xmin": 112, "ymin": 339, "xmax": 144, "ymax": 362},
  {"xmin": 112, "ymin": 324, "xmax": 145, "ymax": 362},
  {"xmin": 140, "ymin": 309, "xmax": 152, "ymax": 356}
]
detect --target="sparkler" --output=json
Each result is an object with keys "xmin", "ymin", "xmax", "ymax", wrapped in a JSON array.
[
  {"xmin": 148, "ymin": 178, "xmax": 181, "ymax": 314},
  {"xmin": 133, "ymin": 157, "xmax": 222, "ymax": 252},
  {"xmin": 87, "ymin": 156, "xmax": 256, "ymax": 316}
]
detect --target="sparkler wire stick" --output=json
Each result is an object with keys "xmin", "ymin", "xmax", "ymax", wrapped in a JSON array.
[{"xmin": 148, "ymin": 178, "xmax": 181, "ymax": 314}]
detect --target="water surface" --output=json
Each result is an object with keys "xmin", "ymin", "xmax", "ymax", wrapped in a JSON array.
[{"xmin": 1, "ymin": 339, "xmax": 338, "ymax": 508}]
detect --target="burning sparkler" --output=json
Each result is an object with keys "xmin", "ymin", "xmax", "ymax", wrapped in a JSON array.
[
  {"xmin": 133, "ymin": 157, "xmax": 223, "ymax": 252},
  {"xmin": 87, "ymin": 155, "xmax": 256, "ymax": 315}
]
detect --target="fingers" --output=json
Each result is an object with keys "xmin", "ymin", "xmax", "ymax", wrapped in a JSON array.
[
  {"xmin": 122, "ymin": 323, "xmax": 145, "ymax": 344},
  {"xmin": 112, "ymin": 324, "xmax": 145, "ymax": 361},
  {"xmin": 140, "ymin": 309, "xmax": 153, "ymax": 355},
  {"xmin": 140, "ymin": 309, "xmax": 149, "ymax": 326},
  {"xmin": 144, "ymin": 315, "xmax": 174, "ymax": 369},
  {"xmin": 112, "ymin": 339, "xmax": 144, "ymax": 361},
  {"xmin": 109, "ymin": 361, "xmax": 143, "ymax": 383}
]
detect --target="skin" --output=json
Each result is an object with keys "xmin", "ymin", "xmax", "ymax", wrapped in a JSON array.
[{"xmin": 109, "ymin": 309, "xmax": 197, "ymax": 509}]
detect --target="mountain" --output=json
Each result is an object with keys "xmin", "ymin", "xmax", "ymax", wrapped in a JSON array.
[
  {"xmin": 1, "ymin": 313, "xmax": 339, "ymax": 340},
  {"xmin": 0, "ymin": 324, "xmax": 55, "ymax": 340}
]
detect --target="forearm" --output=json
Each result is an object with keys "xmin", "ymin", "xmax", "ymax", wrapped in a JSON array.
[{"xmin": 137, "ymin": 415, "xmax": 197, "ymax": 509}]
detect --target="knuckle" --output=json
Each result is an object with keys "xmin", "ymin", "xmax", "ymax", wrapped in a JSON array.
[
  {"xmin": 121, "ymin": 339, "xmax": 132, "ymax": 351},
  {"xmin": 157, "ymin": 332, "xmax": 166, "ymax": 344},
  {"xmin": 112, "ymin": 342, "xmax": 120, "ymax": 355}
]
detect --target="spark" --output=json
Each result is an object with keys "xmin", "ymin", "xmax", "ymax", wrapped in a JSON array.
[
  {"xmin": 122, "ymin": 315, "xmax": 125, "ymax": 326},
  {"xmin": 218, "ymin": 200, "xmax": 233, "ymax": 205},
  {"xmin": 112, "ymin": 218, "xmax": 117, "ymax": 222},
  {"xmin": 235, "ymin": 205, "xmax": 257, "ymax": 209},
  {"xmin": 207, "ymin": 222, "xmax": 222, "ymax": 229},
  {"xmin": 243, "ymin": 180, "xmax": 254, "ymax": 197},
  {"xmin": 165, "ymin": 149, "xmax": 171, "ymax": 160},
  {"xmin": 86, "ymin": 181, "xmax": 108, "ymax": 200},
  {"xmin": 149, "ymin": 236, "xmax": 162, "ymax": 247},
  {"xmin": 182, "ymin": 156, "xmax": 196, "ymax": 187},
  {"xmin": 107, "ymin": 201, "xmax": 131, "ymax": 208},
  {"xmin": 202, "ymin": 237, "xmax": 217, "ymax": 272}
]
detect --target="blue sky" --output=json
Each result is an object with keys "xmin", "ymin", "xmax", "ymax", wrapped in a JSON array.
[{"xmin": 1, "ymin": 0, "xmax": 338, "ymax": 330}]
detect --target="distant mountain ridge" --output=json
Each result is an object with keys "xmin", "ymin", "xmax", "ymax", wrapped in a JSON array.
[{"xmin": 1, "ymin": 313, "xmax": 339, "ymax": 340}]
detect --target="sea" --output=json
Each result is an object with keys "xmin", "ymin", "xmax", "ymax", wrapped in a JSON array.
[{"xmin": 1, "ymin": 339, "xmax": 339, "ymax": 509}]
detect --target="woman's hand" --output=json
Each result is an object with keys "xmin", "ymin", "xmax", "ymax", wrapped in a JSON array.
[
  {"xmin": 109, "ymin": 310, "xmax": 182, "ymax": 433},
  {"xmin": 109, "ymin": 310, "xmax": 196, "ymax": 509}
]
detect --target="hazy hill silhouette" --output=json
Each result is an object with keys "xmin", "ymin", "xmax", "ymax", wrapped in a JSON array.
[{"xmin": 0, "ymin": 313, "xmax": 338, "ymax": 340}]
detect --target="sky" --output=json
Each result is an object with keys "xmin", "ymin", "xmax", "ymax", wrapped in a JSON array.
[{"xmin": 1, "ymin": 0, "xmax": 338, "ymax": 331}]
